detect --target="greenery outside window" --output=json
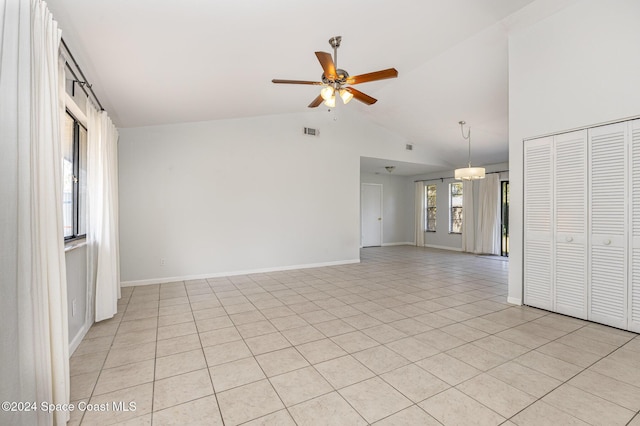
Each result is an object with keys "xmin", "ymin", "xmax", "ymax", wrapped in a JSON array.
[
  {"xmin": 449, "ymin": 182, "xmax": 463, "ymax": 234},
  {"xmin": 426, "ymin": 184, "xmax": 436, "ymax": 232}
]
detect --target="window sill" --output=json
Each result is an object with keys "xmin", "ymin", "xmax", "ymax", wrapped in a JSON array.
[
  {"xmin": 449, "ymin": 232, "xmax": 462, "ymax": 235},
  {"xmin": 65, "ymin": 237, "xmax": 87, "ymax": 252}
]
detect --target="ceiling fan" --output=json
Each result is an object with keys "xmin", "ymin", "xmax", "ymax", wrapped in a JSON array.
[{"xmin": 272, "ymin": 36, "xmax": 398, "ymax": 108}]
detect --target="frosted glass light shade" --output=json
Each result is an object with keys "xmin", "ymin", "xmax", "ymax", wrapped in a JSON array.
[
  {"xmin": 339, "ymin": 89, "xmax": 353, "ymax": 104},
  {"xmin": 454, "ymin": 167, "xmax": 485, "ymax": 180},
  {"xmin": 320, "ymin": 86, "xmax": 334, "ymax": 101},
  {"xmin": 324, "ymin": 95, "xmax": 336, "ymax": 108}
]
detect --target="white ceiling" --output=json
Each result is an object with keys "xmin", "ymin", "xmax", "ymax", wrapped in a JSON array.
[{"xmin": 47, "ymin": 0, "xmax": 569, "ymax": 169}]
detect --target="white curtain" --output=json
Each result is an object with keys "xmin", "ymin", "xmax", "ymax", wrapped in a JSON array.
[
  {"xmin": 414, "ymin": 181, "xmax": 426, "ymax": 246},
  {"xmin": 461, "ymin": 180, "xmax": 475, "ymax": 252},
  {"xmin": 0, "ymin": 1, "xmax": 70, "ymax": 424},
  {"xmin": 87, "ymin": 103, "xmax": 121, "ymax": 322},
  {"xmin": 475, "ymin": 173, "xmax": 501, "ymax": 255}
]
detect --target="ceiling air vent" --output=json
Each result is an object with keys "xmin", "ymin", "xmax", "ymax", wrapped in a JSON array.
[
  {"xmin": 303, "ymin": 127, "xmax": 319, "ymax": 137},
  {"xmin": 405, "ymin": 143, "xmax": 413, "ymax": 151}
]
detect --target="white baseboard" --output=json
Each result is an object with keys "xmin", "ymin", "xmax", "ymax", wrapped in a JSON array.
[
  {"xmin": 507, "ymin": 297, "xmax": 522, "ymax": 305},
  {"xmin": 422, "ymin": 244, "xmax": 463, "ymax": 252},
  {"xmin": 381, "ymin": 242, "xmax": 414, "ymax": 247},
  {"xmin": 121, "ymin": 258, "xmax": 361, "ymax": 287},
  {"xmin": 69, "ymin": 321, "xmax": 91, "ymax": 356}
]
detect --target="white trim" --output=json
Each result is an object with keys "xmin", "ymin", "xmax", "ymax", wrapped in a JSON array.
[
  {"xmin": 422, "ymin": 244, "xmax": 463, "ymax": 252},
  {"xmin": 64, "ymin": 239, "xmax": 87, "ymax": 252},
  {"xmin": 523, "ymin": 113, "xmax": 640, "ymax": 142},
  {"xmin": 121, "ymin": 258, "xmax": 361, "ymax": 287},
  {"xmin": 68, "ymin": 321, "xmax": 91, "ymax": 356},
  {"xmin": 381, "ymin": 242, "xmax": 414, "ymax": 247},
  {"xmin": 64, "ymin": 92, "xmax": 87, "ymax": 125},
  {"xmin": 508, "ymin": 297, "xmax": 523, "ymax": 305}
]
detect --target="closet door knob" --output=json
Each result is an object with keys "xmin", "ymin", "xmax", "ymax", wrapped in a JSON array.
[
  {"xmin": 603, "ymin": 239, "xmax": 611, "ymax": 245},
  {"xmin": 565, "ymin": 236, "xmax": 573, "ymax": 242}
]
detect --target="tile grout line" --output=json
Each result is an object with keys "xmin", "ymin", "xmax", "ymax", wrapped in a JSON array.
[
  {"xmin": 70, "ymin": 247, "xmax": 639, "ymax": 425},
  {"xmin": 500, "ymin": 320, "xmax": 635, "ymax": 424}
]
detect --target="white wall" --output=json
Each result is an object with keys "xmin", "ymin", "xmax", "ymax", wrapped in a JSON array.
[
  {"xmin": 66, "ymin": 245, "xmax": 89, "ymax": 353},
  {"xmin": 119, "ymin": 109, "xmax": 431, "ymax": 284},
  {"xmin": 508, "ymin": 0, "xmax": 640, "ymax": 304},
  {"xmin": 360, "ymin": 172, "xmax": 413, "ymax": 245}
]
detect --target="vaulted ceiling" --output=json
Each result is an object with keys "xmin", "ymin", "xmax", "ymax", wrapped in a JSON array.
[{"xmin": 47, "ymin": 0, "xmax": 575, "ymax": 170}]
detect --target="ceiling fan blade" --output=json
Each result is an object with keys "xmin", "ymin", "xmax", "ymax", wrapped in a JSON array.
[
  {"xmin": 315, "ymin": 51, "xmax": 337, "ymax": 79},
  {"xmin": 345, "ymin": 87, "xmax": 377, "ymax": 105},
  {"xmin": 346, "ymin": 68, "xmax": 398, "ymax": 85},
  {"xmin": 272, "ymin": 79, "xmax": 322, "ymax": 85},
  {"xmin": 308, "ymin": 94, "xmax": 324, "ymax": 108}
]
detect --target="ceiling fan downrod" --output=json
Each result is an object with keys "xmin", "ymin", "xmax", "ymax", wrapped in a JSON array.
[{"xmin": 329, "ymin": 36, "xmax": 341, "ymax": 70}]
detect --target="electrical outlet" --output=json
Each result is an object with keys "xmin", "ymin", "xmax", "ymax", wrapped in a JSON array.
[
  {"xmin": 160, "ymin": 258, "xmax": 166, "ymax": 266},
  {"xmin": 72, "ymin": 299, "xmax": 76, "ymax": 317}
]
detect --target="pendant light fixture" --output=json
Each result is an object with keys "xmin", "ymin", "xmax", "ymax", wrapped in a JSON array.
[{"xmin": 454, "ymin": 120, "xmax": 485, "ymax": 180}]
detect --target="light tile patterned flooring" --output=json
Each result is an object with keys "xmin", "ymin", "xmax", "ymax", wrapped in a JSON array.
[{"xmin": 69, "ymin": 246, "xmax": 640, "ymax": 425}]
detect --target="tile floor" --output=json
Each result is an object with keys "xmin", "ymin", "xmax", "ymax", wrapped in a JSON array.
[{"xmin": 68, "ymin": 246, "xmax": 640, "ymax": 425}]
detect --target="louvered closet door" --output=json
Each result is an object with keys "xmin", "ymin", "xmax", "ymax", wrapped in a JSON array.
[
  {"xmin": 629, "ymin": 119, "xmax": 640, "ymax": 332},
  {"xmin": 524, "ymin": 136, "xmax": 554, "ymax": 310},
  {"xmin": 588, "ymin": 122, "xmax": 627, "ymax": 329},
  {"xmin": 554, "ymin": 130, "xmax": 587, "ymax": 319}
]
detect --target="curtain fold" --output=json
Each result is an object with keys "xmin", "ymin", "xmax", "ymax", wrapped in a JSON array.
[
  {"xmin": 475, "ymin": 173, "xmax": 501, "ymax": 255},
  {"xmin": 31, "ymin": 3, "xmax": 70, "ymax": 424},
  {"xmin": 31, "ymin": 2, "xmax": 70, "ymax": 424},
  {"xmin": 0, "ymin": 1, "xmax": 70, "ymax": 424},
  {"xmin": 414, "ymin": 181, "xmax": 426, "ymax": 246},
  {"xmin": 87, "ymin": 103, "xmax": 121, "ymax": 322},
  {"xmin": 461, "ymin": 180, "xmax": 475, "ymax": 252},
  {"xmin": 1, "ymin": 1, "xmax": 38, "ymax": 424}
]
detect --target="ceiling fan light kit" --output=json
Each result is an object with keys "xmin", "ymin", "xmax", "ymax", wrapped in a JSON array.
[
  {"xmin": 454, "ymin": 120, "xmax": 486, "ymax": 180},
  {"xmin": 272, "ymin": 36, "xmax": 398, "ymax": 108},
  {"xmin": 339, "ymin": 89, "xmax": 353, "ymax": 104},
  {"xmin": 320, "ymin": 86, "xmax": 334, "ymax": 101}
]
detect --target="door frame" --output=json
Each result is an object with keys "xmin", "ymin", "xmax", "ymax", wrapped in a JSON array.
[{"xmin": 360, "ymin": 183, "xmax": 383, "ymax": 247}]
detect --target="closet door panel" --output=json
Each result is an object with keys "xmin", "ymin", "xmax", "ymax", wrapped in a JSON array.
[
  {"xmin": 524, "ymin": 136, "xmax": 553, "ymax": 310},
  {"xmin": 554, "ymin": 130, "xmax": 587, "ymax": 318},
  {"xmin": 589, "ymin": 122, "xmax": 627, "ymax": 329},
  {"xmin": 629, "ymin": 119, "xmax": 640, "ymax": 332}
]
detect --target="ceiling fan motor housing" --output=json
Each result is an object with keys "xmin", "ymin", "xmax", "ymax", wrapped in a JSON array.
[{"xmin": 322, "ymin": 69, "xmax": 349, "ymax": 86}]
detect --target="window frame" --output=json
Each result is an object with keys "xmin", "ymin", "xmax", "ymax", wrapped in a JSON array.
[
  {"xmin": 449, "ymin": 182, "xmax": 463, "ymax": 234},
  {"xmin": 63, "ymin": 109, "xmax": 87, "ymax": 242},
  {"xmin": 425, "ymin": 184, "xmax": 437, "ymax": 232}
]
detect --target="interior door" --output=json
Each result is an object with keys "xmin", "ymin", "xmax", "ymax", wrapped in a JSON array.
[
  {"xmin": 361, "ymin": 183, "xmax": 382, "ymax": 247},
  {"xmin": 524, "ymin": 136, "xmax": 554, "ymax": 311},
  {"xmin": 589, "ymin": 122, "xmax": 627, "ymax": 329},
  {"xmin": 554, "ymin": 130, "xmax": 587, "ymax": 319}
]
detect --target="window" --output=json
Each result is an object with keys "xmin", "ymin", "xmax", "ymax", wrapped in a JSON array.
[
  {"xmin": 501, "ymin": 181, "xmax": 509, "ymax": 256},
  {"xmin": 426, "ymin": 184, "xmax": 436, "ymax": 231},
  {"xmin": 449, "ymin": 182, "xmax": 463, "ymax": 233},
  {"xmin": 62, "ymin": 110, "xmax": 87, "ymax": 240}
]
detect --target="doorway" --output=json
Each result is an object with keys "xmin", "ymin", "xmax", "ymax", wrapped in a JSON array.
[
  {"xmin": 361, "ymin": 183, "xmax": 383, "ymax": 247},
  {"xmin": 501, "ymin": 181, "xmax": 509, "ymax": 256}
]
